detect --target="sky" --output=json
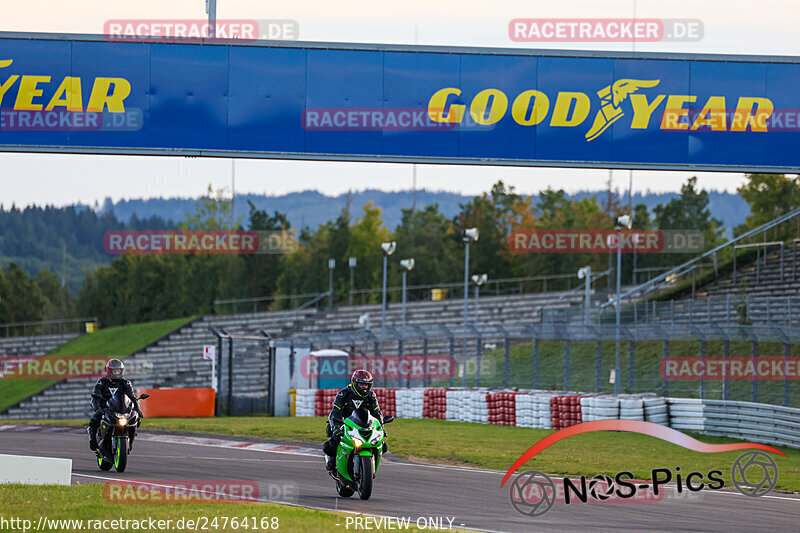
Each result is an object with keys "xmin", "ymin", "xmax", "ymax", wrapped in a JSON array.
[{"xmin": 1, "ymin": 0, "xmax": 798, "ymax": 207}]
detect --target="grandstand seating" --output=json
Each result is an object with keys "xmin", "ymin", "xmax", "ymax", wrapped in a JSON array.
[
  {"xmin": 642, "ymin": 245, "xmax": 800, "ymax": 326},
  {"xmin": 0, "ymin": 289, "xmax": 588, "ymax": 419},
  {"xmin": 0, "ymin": 333, "xmax": 79, "ymax": 356}
]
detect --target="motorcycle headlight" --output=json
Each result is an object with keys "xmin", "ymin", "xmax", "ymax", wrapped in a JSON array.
[
  {"xmin": 352, "ymin": 437, "xmax": 363, "ymax": 449},
  {"xmin": 371, "ymin": 436, "xmax": 380, "ymax": 445},
  {"xmin": 118, "ymin": 416, "xmax": 128, "ymax": 427}
]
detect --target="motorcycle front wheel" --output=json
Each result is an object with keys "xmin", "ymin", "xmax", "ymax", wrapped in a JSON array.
[
  {"xmin": 113, "ymin": 437, "xmax": 128, "ymax": 472},
  {"xmin": 357, "ymin": 455, "xmax": 374, "ymax": 500}
]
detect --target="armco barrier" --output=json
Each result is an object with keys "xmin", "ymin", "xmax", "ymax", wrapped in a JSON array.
[
  {"xmin": 292, "ymin": 388, "xmax": 800, "ymax": 449},
  {"xmin": 668, "ymin": 398, "xmax": 800, "ymax": 448},
  {"xmin": 139, "ymin": 388, "xmax": 215, "ymax": 417}
]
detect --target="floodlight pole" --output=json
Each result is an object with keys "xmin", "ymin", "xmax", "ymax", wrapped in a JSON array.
[
  {"xmin": 615, "ymin": 228, "xmax": 622, "ymax": 394},
  {"xmin": 381, "ymin": 253, "xmax": 388, "ymax": 333},
  {"xmin": 207, "ymin": 0, "xmax": 217, "ymax": 38},
  {"xmin": 463, "ymin": 241, "xmax": 470, "ymax": 326}
]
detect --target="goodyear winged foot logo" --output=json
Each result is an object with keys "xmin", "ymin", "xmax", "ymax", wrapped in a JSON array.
[{"xmin": 585, "ymin": 79, "xmax": 659, "ymax": 141}]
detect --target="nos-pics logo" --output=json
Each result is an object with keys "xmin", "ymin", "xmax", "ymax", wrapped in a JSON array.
[{"xmin": 502, "ymin": 420, "xmax": 782, "ymax": 517}]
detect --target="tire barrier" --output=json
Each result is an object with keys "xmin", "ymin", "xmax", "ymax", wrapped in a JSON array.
[
  {"xmin": 423, "ymin": 388, "xmax": 448, "ymax": 419},
  {"xmin": 550, "ymin": 395, "xmax": 585, "ymax": 430},
  {"xmin": 374, "ymin": 389, "xmax": 397, "ymax": 418},
  {"xmin": 395, "ymin": 388, "xmax": 424, "ymax": 419},
  {"xmin": 294, "ymin": 388, "xmax": 800, "ymax": 449},
  {"xmin": 487, "ymin": 392, "xmax": 517, "ymax": 426}
]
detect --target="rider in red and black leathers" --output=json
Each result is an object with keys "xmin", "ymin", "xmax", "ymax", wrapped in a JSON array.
[
  {"xmin": 88, "ymin": 358, "xmax": 141, "ymax": 450},
  {"xmin": 324, "ymin": 369, "xmax": 383, "ymax": 471}
]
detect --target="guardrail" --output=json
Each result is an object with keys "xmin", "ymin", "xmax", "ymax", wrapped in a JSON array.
[{"xmin": 668, "ymin": 397, "xmax": 800, "ymax": 449}]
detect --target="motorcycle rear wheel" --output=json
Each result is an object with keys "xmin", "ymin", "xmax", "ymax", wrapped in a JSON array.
[{"xmin": 97, "ymin": 455, "xmax": 113, "ymax": 471}]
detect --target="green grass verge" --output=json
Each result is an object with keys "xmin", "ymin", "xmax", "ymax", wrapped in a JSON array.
[
  {"xmin": 450, "ymin": 338, "xmax": 800, "ymax": 407},
  {"xmin": 0, "ymin": 484, "xmax": 434, "ymax": 532},
  {"xmin": 20, "ymin": 416, "xmax": 800, "ymax": 494},
  {"xmin": 0, "ymin": 316, "xmax": 194, "ymax": 412}
]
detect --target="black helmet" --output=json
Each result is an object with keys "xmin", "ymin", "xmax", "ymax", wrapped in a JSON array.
[
  {"xmin": 105, "ymin": 358, "xmax": 124, "ymax": 383},
  {"xmin": 349, "ymin": 369, "xmax": 373, "ymax": 397}
]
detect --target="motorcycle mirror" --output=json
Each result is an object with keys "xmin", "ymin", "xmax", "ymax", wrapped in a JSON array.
[
  {"xmin": 138, "ymin": 393, "xmax": 150, "ymax": 399},
  {"xmin": 383, "ymin": 416, "xmax": 394, "ymax": 424}
]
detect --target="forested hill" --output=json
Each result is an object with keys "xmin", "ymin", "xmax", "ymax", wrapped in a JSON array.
[
  {"xmin": 104, "ymin": 189, "xmax": 747, "ymax": 234},
  {"xmin": 0, "ymin": 188, "xmax": 746, "ymax": 292},
  {"xmin": 0, "ymin": 206, "xmax": 174, "ymax": 291}
]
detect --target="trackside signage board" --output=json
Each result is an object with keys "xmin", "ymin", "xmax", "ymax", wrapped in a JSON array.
[{"xmin": 1, "ymin": 33, "xmax": 799, "ymax": 171}]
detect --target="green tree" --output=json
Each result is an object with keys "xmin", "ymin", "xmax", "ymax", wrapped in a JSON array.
[
  {"xmin": 454, "ymin": 181, "xmax": 520, "ymax": 281},
  {"xmin": 736, "ymin": 173, "xmax": 800, "ymax": 240},
  {"xmin": 36, "ymin": 270, "xmax": 77, "ymax": 320},
  {"xmin": 1, "ymin": 263, "xmax": 46, "ymax": 324},
  {"xmin": 653, "ymin": 176, "xmax": 725, "ymax": 267},
  {"xmin": 393, "ymin": 204, "xmax": 460, "ymax": 295}
]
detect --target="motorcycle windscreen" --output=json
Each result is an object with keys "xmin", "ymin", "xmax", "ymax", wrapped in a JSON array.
[
  {"xmin": 107, "ymin": 391, "xmax": 131, "ymax": 413},
  {"xmin": 349, "ymin": 407, "xmax": 373, "ymax": 429}
]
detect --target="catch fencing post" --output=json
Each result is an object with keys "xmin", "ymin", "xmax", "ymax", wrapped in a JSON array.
[
  {"xmin": 596, "ymin": 340, "xmax": 602, "ymax": 392},
  {"xmin": 564, "ymin": 340, "xmax": 570, "ymax": 391},
  {"xmin": 663, "ymin": 340, "xmax": 670, "ymax": 397},
  {"xmin": 628, "ymin": 341, "xmax": 635, "ymax": 392},
  {"xmin": 534, "ymin": 339, "xmax": 540, "ymax": 389},
  {"xmin": 723, "ymin": 337, "xmax": 730, "ymax": 401},
  {"xmin": 752, "ymin": 337, "xmax": 759, "ymax": 403}
]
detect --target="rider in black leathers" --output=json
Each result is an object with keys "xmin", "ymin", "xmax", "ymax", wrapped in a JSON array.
[
  {"xmin": 88, "ymin": 358, "xmax": 141, "ymax": 450},
  {"xmin": 323, "ymin": 369, "xmax": 383, "ymax": 471}
]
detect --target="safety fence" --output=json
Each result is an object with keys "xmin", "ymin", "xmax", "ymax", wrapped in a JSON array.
[
  {"xmin": 295, "ymin": 388, "xmax": 800, "ymax": 449},
  {"xmin": 294, "ymin": 322, "xmax": 800, "ymax": 408}
]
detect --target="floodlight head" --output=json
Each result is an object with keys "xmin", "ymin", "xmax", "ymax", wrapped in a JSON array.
[
  {"xmin": 349, "ymin": 257, "xmax": 357, "ymax": 268},
  {"xmin": 400, "ymin": 258, "xmax": 416, "ymax": 271},
  {"xmin": 614, "ymin": 215, "xmax": 632, "ymax": 230},
  {"xmin": 380, "ymin": 241, "xmax": 397, "ymax": 256},
  {"xmin": 577, "ymin": 266, "xmax": 591, "ymax": 280},
  {"xmin": 471, "ymin": 273, "xmax": 488, "ymax": 286},
  {"xmin": 328, "ymin": 258, "xmax": 336, "ymax": 269},
  {"xmin": 462, "ymin": 227, "xmax": 479, "ymax": 242}
]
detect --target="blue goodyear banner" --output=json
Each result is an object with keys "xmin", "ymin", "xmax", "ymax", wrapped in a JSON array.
[{"xmin": 1, "ymin": 33, "xmax": 799, "ymax": 171}]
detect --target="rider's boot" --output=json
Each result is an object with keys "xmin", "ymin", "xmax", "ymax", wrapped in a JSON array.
[
  {"xmin": 326, "ymin": 454, "xmax": 335, "ymax": 472},
  {"xmin": 88, "ymin": 427, "xmax": 98, "ymax": 451}
]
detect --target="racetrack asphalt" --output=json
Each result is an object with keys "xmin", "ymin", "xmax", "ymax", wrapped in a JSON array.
[{"xmin": 1, "ymin": 424, "xmax": 799, "ymax": 532}]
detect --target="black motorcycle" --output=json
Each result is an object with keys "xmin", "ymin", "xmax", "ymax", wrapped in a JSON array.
[{"xmin": 91, "ymin": 390, "xmax": 149, "ymax": 472}]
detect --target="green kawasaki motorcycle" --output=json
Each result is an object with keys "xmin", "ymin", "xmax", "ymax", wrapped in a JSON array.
[{"xmin": 331, "ymin": 407, "xmax": 394, "ymax": 500}]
